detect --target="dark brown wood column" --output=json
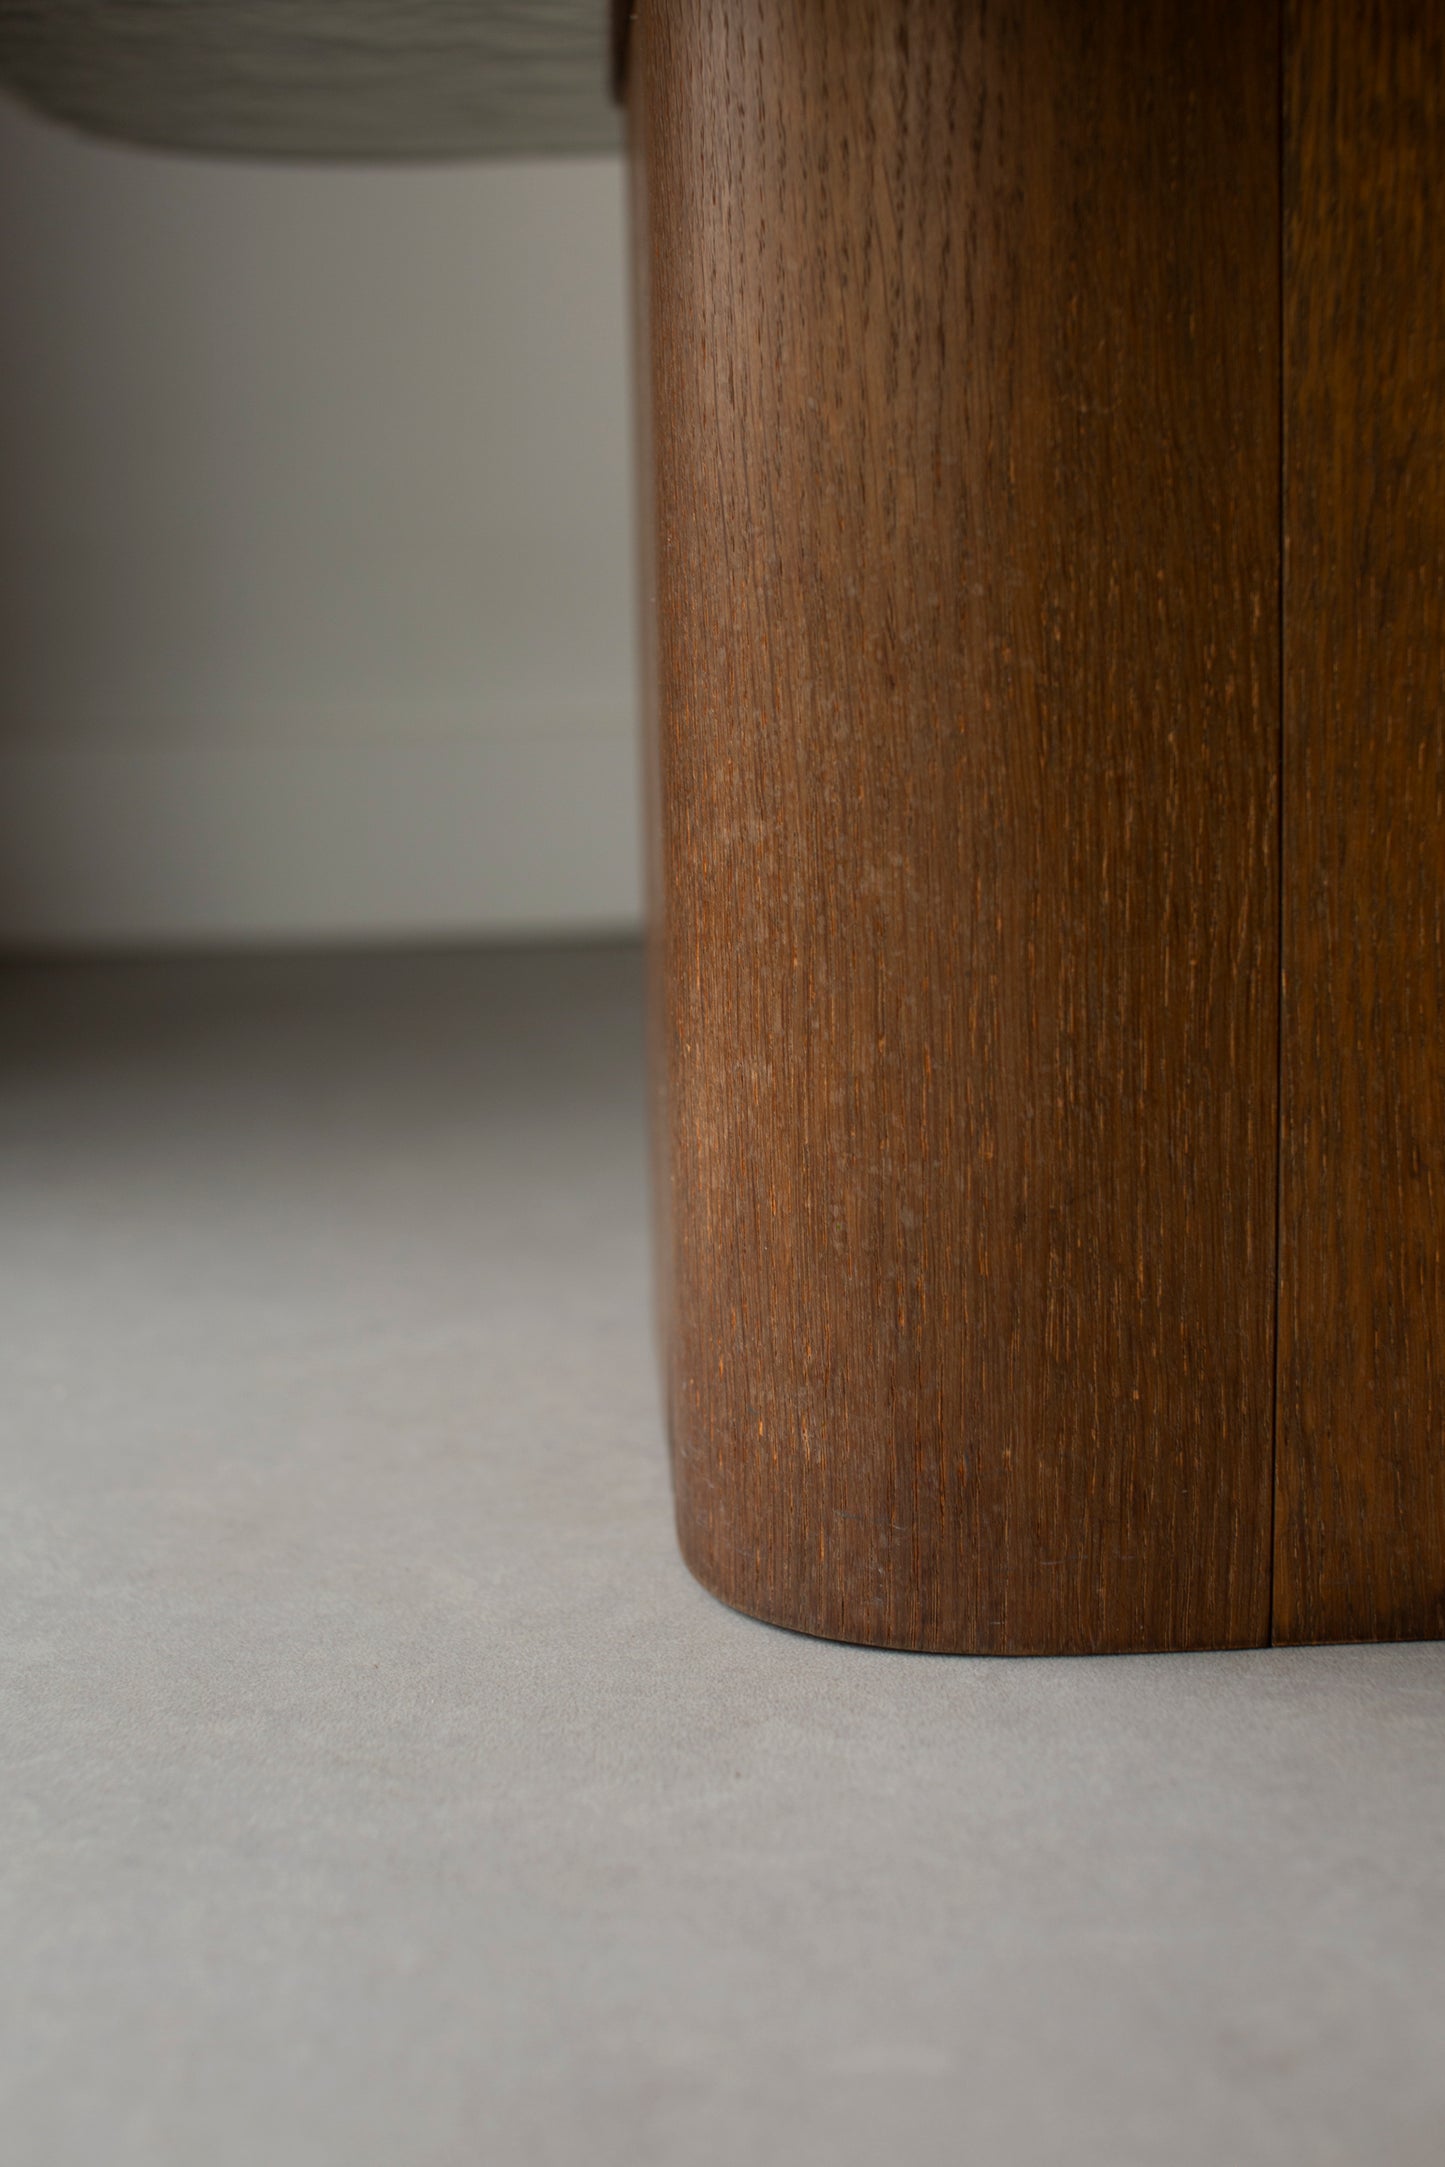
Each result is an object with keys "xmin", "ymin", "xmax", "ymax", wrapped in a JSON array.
[
  {"xmin": 629, "ymin": 0, "xmax": 1281, "ymax": 1651},
  {"xmin": 1276, "ymin": 1, "xmax": 1445, "ymax": 1643}
]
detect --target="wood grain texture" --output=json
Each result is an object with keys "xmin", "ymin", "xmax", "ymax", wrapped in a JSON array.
[
  {"xmin": 632, "ymin": 0, "xmax": 1280, "ymax": 1651},
  {"xmin": 1277, "ymin": 0, "xmax": 1445, "ymax": 1642}
]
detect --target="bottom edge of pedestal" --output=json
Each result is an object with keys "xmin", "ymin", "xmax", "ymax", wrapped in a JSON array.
[{"xmin": 673, "ymin": 1529, "xmax": 1273, "ymax": 1659}]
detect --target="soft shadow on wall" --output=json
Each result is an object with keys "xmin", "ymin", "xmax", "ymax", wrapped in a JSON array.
[{"xmin": 0, "ymin": 94, "xmax": 640, "ymax": 949}]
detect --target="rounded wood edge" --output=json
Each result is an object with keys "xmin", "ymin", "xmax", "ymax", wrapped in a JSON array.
[{"xmin": 674, "ymin": 1505, "xmax": 1263, "ymax": 1659}]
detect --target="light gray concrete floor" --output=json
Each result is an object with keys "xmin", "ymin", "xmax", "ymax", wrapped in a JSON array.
[{"xmin": 2, "ymin": 941, "xmax": 1442, "ymax": 2167}]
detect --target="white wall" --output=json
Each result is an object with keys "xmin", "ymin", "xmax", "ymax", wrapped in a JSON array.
[{"xmin": 0, "ymin": 96, "xmax": 640, "ymax": 947}]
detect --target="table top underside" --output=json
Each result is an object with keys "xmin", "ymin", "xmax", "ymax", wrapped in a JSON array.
[{"xmin": 0, "ymin": 1, "xmax": 622, "ymax": 160}]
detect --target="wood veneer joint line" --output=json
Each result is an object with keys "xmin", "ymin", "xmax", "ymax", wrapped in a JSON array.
[{"xmin": 1270, "ymin": 0, "xmax": 1287, "ymax": 1648}]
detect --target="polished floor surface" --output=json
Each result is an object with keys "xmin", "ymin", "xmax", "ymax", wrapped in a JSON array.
[{"xmin": 2, "ymin": 942, "xmax": 1442, "ymax": 2166}]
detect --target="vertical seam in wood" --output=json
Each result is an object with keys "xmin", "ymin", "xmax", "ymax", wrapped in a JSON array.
[{"xmin": 1269, "ymin": 0, "xmax": 1287, "ymax": 1646}]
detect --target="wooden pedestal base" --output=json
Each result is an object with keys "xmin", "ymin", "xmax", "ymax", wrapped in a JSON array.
[{"xmin": 624, "ymin": 0, "xmax": 1445, "ymax": 1651}]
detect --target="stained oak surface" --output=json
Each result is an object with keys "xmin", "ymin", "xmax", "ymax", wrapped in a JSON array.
[
  {"xmin": 1277, "ymin": 0, "xmax": 1445, "ymax": 1642},
  {"xmin": 634, "ymin": 0, "xmax": 1280, "ymax": 1651}
]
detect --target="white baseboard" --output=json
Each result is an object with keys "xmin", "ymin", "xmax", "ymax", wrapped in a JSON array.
[{"xmin": 0, "ymin": 732, "xmax": 643, "ymax": 949}]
